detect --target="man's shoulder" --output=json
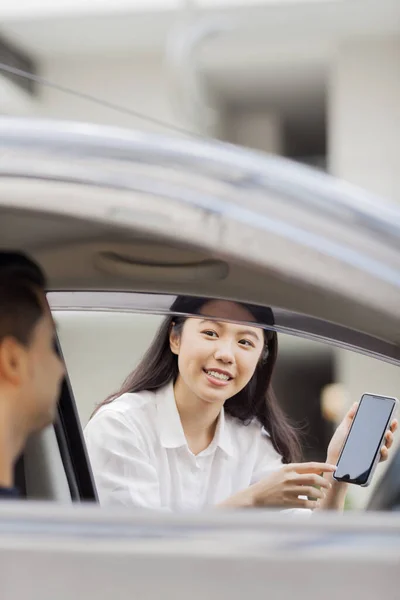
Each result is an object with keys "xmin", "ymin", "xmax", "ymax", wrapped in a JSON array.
[{"xmin": 0, "ymin": 486, "xmax": 19, "ymax": 498}]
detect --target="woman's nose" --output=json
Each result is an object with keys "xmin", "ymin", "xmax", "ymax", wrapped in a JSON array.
[{"xmin": 213, "ymin": 342, "xmax": 235, "ymax": 363}]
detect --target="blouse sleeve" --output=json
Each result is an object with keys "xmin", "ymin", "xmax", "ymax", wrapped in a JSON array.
[
  {"xmin": 84, "ymin": 410, "xmax": 163, "ymax": 510},
  {"xmin": 252, "ymin": 429, "xmax": 312, "ymax": 517}
]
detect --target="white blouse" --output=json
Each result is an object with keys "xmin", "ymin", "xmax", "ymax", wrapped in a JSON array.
[{"xmin": 84, "ymin": 382, "xmax": 309, "ymax": 514}]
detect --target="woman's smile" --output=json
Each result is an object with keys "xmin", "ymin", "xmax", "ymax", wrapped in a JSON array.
[{"xmin": 203, "ymin": 367, "xmax": 233, "ymax": 387}]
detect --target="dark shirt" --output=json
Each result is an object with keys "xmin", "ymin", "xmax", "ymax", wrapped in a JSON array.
[{"xmin": 0, "ymin": 487, "xmax": 19, "ymax": 498}]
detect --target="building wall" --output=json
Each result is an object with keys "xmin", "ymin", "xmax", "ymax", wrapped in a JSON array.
[
  {"xmin": 33, "ymin": 55, "xmax": 188, "ymax": 134},
  {"xmin": 329, "ymin": 36, "xmax": 400, "ymax": 203},
  {"xmin": 224, "ymin": 108, "xmax": 284, "ymax": 155}
]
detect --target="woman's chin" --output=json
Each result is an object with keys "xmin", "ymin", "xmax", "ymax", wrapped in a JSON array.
[{"xmin": 197, "ymin": 381, "xmax": 234, "ymax": 404}]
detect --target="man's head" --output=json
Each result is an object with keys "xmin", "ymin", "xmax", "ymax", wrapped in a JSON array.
[{"xmin": 0, "ymin": 252, "xmax": 65, "ymax": 434}]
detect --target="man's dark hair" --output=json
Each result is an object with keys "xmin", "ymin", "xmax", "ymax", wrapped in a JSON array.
[
  {"xmin": 0, "ymin": 252, "xmax": 47, "ymax": 346},
  {"xmin": 0, "ymin": 252, "xmax": 46, "ymax": 288}
]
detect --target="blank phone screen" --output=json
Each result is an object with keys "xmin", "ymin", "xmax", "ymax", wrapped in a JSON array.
[{"xmin": 334, "ymin": 394, "xmax": 395, "ymax": 485}]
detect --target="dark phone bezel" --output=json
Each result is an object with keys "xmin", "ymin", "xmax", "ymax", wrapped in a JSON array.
[{"xmin": 333, "ymin": 393, "xmax": 397, "ymax": 486}]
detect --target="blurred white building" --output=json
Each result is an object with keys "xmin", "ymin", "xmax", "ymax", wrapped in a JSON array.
[{"xmin": 1, "ymin": 0, "xmax": 399, "ymax": 197}]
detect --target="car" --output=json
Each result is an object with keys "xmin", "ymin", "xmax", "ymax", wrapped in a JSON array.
[{"xmin": 0, "ymin": 116, "xmax": 399, "ymax": 599}]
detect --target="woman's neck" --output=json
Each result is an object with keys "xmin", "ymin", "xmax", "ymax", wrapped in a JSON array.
[{"xmin": 173, "ymin": 377, "xmax": 223, "ymax": 454}]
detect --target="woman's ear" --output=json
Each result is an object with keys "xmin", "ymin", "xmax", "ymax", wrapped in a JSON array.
[{"xmin": 169, "ymin": 323, "xmax": 180, "ymax": 356}]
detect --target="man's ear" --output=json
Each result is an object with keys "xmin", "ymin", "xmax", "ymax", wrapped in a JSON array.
[
  {"xmin": 169, "ymin": 323, "xmax": 180, "ymax": 356},
  {"xmin": 0, "ymin": 337, "xmax": 25, "ymax": 385}
]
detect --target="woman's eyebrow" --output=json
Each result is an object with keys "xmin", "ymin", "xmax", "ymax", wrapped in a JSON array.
[{"xmin": 237, "ymin": 329, "xmax": 262, "ymax": 341}]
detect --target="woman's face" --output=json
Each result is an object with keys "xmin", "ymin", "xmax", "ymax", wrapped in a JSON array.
[{"xmin": 170, "ymin": 301, "xmax": 265, "ymax": 405}]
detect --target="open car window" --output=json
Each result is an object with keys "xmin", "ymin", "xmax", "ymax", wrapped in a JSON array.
[{"xmin": 50, "ymin": 291, "xmax": 400, "ymax": 512}]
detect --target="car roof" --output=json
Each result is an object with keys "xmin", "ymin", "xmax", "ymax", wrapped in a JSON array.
[{"xmin": 0, "ymin": 116, "xmax": 399, "ymax": 352}]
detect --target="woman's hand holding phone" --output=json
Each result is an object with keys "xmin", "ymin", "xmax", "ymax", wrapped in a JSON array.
[
  {"xmin": 327, "ymin": 402, "xmax": 398, "ymax": 467},
  {"xmin": 222, "ymin": 400, "xmax": 398, "ymax": 511},
  {"xmin": 320, "ymin": 401, "xmax": 398, "ymax": 509}
]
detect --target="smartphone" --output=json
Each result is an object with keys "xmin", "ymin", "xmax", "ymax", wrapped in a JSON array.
[{"xmin": 333, "ymin": 393, "xmax": 398, "ymax": 487}]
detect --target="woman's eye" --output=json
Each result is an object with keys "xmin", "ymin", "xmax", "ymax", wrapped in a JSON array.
[
  {"xmin": 202, "ymin": 330, "xmax": 218, "ymax": 338},
  {"xmin": 239, "ymin": 339, "xmax": 255, "ymax": 348}
]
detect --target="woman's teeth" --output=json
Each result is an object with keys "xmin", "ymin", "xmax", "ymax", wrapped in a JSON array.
[{"xmin": 206, "ymin": 370, "xmax": 230, "ymax": 381}]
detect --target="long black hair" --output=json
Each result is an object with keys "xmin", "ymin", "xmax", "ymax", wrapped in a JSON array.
[{"xmin": 93, "ymin": 296, "xmax": 302, "ymax": 463}]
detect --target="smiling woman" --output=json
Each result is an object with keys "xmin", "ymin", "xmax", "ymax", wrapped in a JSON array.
[{"xmin": 84, "ymin": 296, "xmax": 396, "ymax": 513}]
